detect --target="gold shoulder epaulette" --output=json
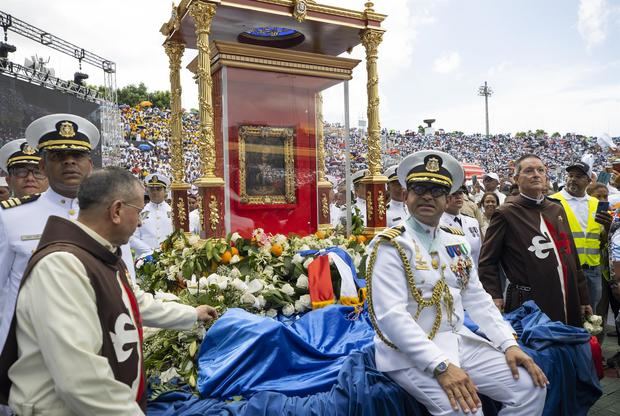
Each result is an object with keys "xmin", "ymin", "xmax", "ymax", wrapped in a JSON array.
[
  {"xmin": 440, "ymin": 225, "xmax": 465, "ymax": 236},
  {"xmin": 0, "ymin": 193, "xmax": 41, "ymax": 210},
  {"xmin": 379, "ymin": 224, "xmax": 405, "ymax": 240}
]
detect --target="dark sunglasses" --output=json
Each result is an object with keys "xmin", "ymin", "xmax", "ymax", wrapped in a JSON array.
[
  {"xmin": 409, "ymin": 184, "xmax": 449, "ymax": 198},
  {"xmin": 9, "ymin": 166, "xmax": 46, "ymax": 180}
]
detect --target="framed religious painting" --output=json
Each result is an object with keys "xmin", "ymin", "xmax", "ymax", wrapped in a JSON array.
[{"xmin": 238, "ymin": 125, "xmax": 296, "ymax": 205}]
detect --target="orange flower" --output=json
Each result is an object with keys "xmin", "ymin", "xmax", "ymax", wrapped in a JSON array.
[
  {"xmin": 231, "ymin": 246, "xmax": 239, "ymax": 256},
  {"xmin": 271, "ymin": 243, "xmax": 283, "ymax": 257},
  {"xmin": 221, "ymin": 250, "xmax": 232, "ymax": 264},
  {"xmin": 315, "ymin": 230, "xmax": 326, "ymax": 239},
  {"xmin": 356, "ymin": 235, "xmax": 367, "ymax": 244}
]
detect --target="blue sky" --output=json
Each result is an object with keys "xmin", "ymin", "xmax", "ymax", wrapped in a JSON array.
[{"xmin": 2, "ymin": 0, "xmax": 619, "ymax": 135}]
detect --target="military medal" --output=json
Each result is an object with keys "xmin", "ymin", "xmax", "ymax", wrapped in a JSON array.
[
  {"xmin": 430, "ymin": 251, "xmax": 440, "ymax": 269},
  {"xmin": 450, "ymin": 256, "xmax": 473, "ymax": 289}
]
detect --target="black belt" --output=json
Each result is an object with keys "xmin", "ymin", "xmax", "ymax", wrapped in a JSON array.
[
  {"xmin": 581, "ymin": 264, "xmax": 594, "ymax": 270},
  {"xmin": 510, "ymin": 283, "xmax": 531, "ymax": 292}
]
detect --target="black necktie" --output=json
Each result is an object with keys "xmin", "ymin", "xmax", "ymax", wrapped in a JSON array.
[{"xmin": 454, "ymin": 216, "xmax": 462, "ymax": 227}]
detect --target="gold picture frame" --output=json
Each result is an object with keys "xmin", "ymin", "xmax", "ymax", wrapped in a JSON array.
[{"xmin": 238, "ymin": 125, "xmax": 296, "ymax": 205}]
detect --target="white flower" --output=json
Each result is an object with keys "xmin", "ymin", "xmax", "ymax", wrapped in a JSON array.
[
  {"xmin": 303, "ymin": 257, "xmax": 314, "ymax": 269},
  {"xmin": 300, "ymin": 244, "xmax": 310, "ymax": 251},
  {"xmin": 231, "ymin": 278, "xmax": 248, "ymax": 292},
  {"xmin": 259, "ymin": 243, "xmax": 272, "ymax": 255},
  {"xmin": 198, "ymin": 276, "xmax": 209, "ymax": 289},
  {"xmin": 216, "ymin": 275, "xmax": 229, "ymax": 290},
  {"xmin": 353, "ymin": 253, "xmax": 362, "ymax": 268},
  {"xmin": 292, "ymin": 253, "xmax": 304, "ymax": 264},
  {"xmin": 230, "ymin": 254, "xmax": 241, "ymax": 264},
  {"xmin": 282, "ymin": 303, "xmax": 295, "ymax": 316},
  {"xmin": 588, "ymin": 315, "xmax": 603, "ymax": 326},
  {"xmin": 206, "ymin": 273, "xmax": 219, "ymax": 286},
  {"xmin": 254, "ymin": 295, "xmax": 266, "ymax": 309},
  {"xmin": 231, "ymin": 232, "xmax": 242, "ymax": 242},
  {"xmin": 296, "ymin": 274, "xmax": 308, "ymax": 289},
  {"xmin": 186, "ymin": 281, "xmax": 198, "ymax": 295},
  {"xmin": 281, "ymin": 283, "xmax": 295, "ymax": 296},
  {"xmin": 154, "ymin": 291, "xmax": 180, "ymax": 302},
  {"xmin": 173, "ymin": 238, "xmax": 185, "ymax": 250},
  {"xmin": 230, "ymin": 267, "xmax": 242, "ymax": 279},
  {"xmin": 266, "ymin": 308, "xmax": 278, "ymax": 318},
  {"xmin": 247, "ymin": 279, "xmax": 264, "ymax": 294},
  {"xmin": 241, "ymin": 292, "xmax": 257, "ymax": 305},
  {"xmin": 263, "ymin": 266, "xmax": 274, "ymax": 277},
  {"xmin": 265, "ymin": 284, "xmax": 276, "ymax": 291},
  {"xmin": 299, "ymin": 294, "xmax": 311, "ymax": 308},
  {"xmin": 187, "ymin": 234, "xmax": 200, "ymax": 246},
  {"xmin": 273, "ymin": 234, "xmax": 287, "ymax": 245},
  {"xmin": 182, "ymin": 247, "xmax": 191, "ymax": 257},
  {"xmin": 159, "ymin": 367, "xmax": 180, "ymax": 383}
]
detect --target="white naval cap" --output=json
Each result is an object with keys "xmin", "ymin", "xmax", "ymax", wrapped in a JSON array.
[
  {"xmin": 25, "ymin": 113, "xmax": 100, "ymax": 152},
  {"xmin": 0, "ymin": 139, "xmax": 41, "ymax": 173},
  {"xmin": 351, "ymin": 169, "xmax": 368, "ymax": 184},
  {"xmin": 145, "ymin": 172, "xmax": 171, "ymax": 188},
  {"xmin": 397, "ymin": 150, "xmax": 464, "ymax": 194},
  {"xmin": 384, "ymin": 165, "xmax": 398, "ymax": 182}
]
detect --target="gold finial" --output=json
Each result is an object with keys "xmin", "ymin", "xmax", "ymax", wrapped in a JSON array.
[{"xmin": 364, "ymin": 2, "xmax": 375, "ymax": 12}]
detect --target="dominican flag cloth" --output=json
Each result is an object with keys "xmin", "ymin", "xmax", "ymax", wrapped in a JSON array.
[{"xmin": 299, "ymin": 247, "xmax": 365, "ymax": 309}]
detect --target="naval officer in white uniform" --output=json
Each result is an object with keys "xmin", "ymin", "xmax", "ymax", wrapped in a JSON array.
[
  {"xmin": 367, "ymin": 150, "xmax": 547, "ymax": 415},
  {"xmin": 384, "ymin": 165, "xmax": 408, "ymax": 227},
  {"xmin": 130, "ymin": 173, "xmax": 173, "ymax": 257},
  {"xmin": 0, "ymin": 139, "xmax": 48, "ymax": 198},
  {"xmin": 0, "ymin": 114, "xmax": 136, "ymax": 353},
  {"xmin": 441, "ymin": 185, "xmax": 482, "ymax": 266},
  {"xmin": 352, "ymin": 169, "xmax": 368, "ymax": 226}
]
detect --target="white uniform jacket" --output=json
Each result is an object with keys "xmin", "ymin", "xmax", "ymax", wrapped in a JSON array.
[
  {"xmin": 130, "ymin": 201, "xmax": 173, "ymax": 257},
  {"xmin": 353, "ymin": 197, "xmax": 367, "ymax": 226},
  {"xmin": 369, "ymin": 219, "xmax": 517, "ymax": 374},
  {"xmin": 386, "ymin": 200, "xmax": 409, "ymax": 227},
  {"xmin": 440, "ymin": 212, "xmax": 482, "ymax": 265},
  {"xmin": 0, "ymin": 189, "xmax": 136, "ymax": 351}
]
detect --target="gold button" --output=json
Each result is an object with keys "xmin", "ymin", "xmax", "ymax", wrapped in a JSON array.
[{"xmin": 69, "ymin": 209, "xmax": 76, "ymax": 216}]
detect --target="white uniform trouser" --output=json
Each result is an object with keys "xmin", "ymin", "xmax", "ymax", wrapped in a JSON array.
[{"xmin": 386, "ymin": 336, "xmax": 546, "ymax": 416}]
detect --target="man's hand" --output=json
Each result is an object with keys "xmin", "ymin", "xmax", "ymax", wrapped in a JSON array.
[
  {"xmin": 196, "ymin": 305, "xmax": 218, "ymax": 322},
  {"xmin": 581, "ymin": 304, "xmax": 593, "ymax": 317},
  {"xmin": 595, "ymin": 211, "xmax": 612, "ymax": 231},
  {"xmin": 505, "ymin": 346, "xmax": 548, "ymax": 387},
  {"xmin": 436, "ymin": 364, "xmax": 481, "ymax": 413},
  {"xmin": 493, "ymin": 298, "xmax": 504, "ymax": 311}
]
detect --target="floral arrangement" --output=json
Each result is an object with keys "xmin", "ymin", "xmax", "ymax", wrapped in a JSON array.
[{"xmin": 139, "ymin": 227, "xmax": 369, "ymax": 398}]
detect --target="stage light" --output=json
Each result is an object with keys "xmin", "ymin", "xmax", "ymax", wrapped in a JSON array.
[
  {"xmin": 73, "ymin": 71, "xmax": 89, "ymax": 85},
  {"xmin": 0, "ymin": 42, "xmax": 16, "ymax": 59}
]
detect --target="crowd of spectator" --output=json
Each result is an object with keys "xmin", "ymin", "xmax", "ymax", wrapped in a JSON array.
[{"xmin": 117, "ymin": 106, "xmax": 615, "ymax": 188}]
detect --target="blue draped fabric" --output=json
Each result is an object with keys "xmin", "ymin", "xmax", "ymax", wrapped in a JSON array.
[
  {"xmin": 503, "ymin": 301, "xmax": 602, "ymax": 416},
  {"xmin": 148, "ymin": 303, "xmax": 600, "ymax": 416}
]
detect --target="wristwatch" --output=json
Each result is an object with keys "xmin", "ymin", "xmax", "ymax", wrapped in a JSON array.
[{"xmin": 433, "ymin": 360, "xmax": 450, "ymax": 377}]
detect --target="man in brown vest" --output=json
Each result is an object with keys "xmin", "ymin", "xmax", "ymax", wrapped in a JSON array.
[{"xmin": 1, "ymin": 167, "xmax": 217, "ymax": 415}]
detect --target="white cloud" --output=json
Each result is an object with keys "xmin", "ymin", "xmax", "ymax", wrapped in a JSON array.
[
  {"xmin": 577, "ymin": 0, "xmax": 609, "ymax": 48},
  {"xmin": 433, "ymin": 52, "xmax": 461, "ymax": 74}
]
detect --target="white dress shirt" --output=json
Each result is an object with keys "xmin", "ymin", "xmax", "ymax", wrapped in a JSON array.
[{"xmin": 559, "ymin": 189, "xmax": 591, "ymax": 231}]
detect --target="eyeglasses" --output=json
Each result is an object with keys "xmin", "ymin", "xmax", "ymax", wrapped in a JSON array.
[
  {"xmin": 409, "ymin": 184, "xmax": 450, "ymax": 198},
  {"xmin": 9, "ymin": 166, "xmax": 46, "ymax": 179},
  {"xmin": 122, "ymin": 201, "xmax": 148, "ymax": 220}
]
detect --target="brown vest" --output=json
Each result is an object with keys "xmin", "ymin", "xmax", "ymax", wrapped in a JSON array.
[{"xmin": 0, "ymin": 216, "xmax": 146, "ymax": 411}]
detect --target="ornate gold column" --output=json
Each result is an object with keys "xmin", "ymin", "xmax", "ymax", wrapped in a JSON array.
[
  {"xmin": 164, "ymin": 40, "xmax": 190, "ymax": 232},
  {"xmin": 190, "ymin": 1, "xmax": 225, "ymax": 239},
  {"xmin": 361, "ymin": 3, "xmax": 387, "ymax": 236},
  {"xmin": 316, "ymin": 93, "xmax": 332, "ymax": 230}
]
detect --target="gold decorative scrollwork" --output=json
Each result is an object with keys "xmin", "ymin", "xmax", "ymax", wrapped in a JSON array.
[
  {"xmin": 176, "ymin": 198, "xmax": 186, "ymax": 227},
  {"xmin": 164, "ymin": 41, "xmax": 185, "ymax": 185},
  {"xmin": 238, "ymin": 125, "xmax": 297, "ymax": 205},
  {"xmin": 361, "ymin": 28, "xmax": 384, "ymax": 177},
  {"xmin": 315, "ymin": 93, "xmax": 327, "ymax": 183},
  {"xmin": 196, "ymin": 194, "xmax": 204, "ymax": 231},
  {"xmin": 321, "ymin": 193, "xmax": 329, "ymax": 219},
  {"xmin": 189, "ymin": 2, "xmax": 218, "ymax": 179},
  {"xmin": 208, "ymin": 195, "xmax": 220, "ymax": 232},
  {"xmin": 293, "ymin": 0, "xmax": 308, "ymax": 22},
  {"xmin": 366, "ymin": 191, "xmax": 374, "ymax": 222},
  {"xmin": 377, "ymin": 190, "xmax": 386, "ymax": 221}
]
